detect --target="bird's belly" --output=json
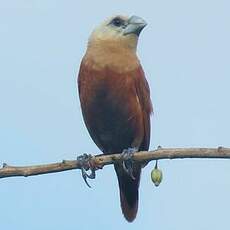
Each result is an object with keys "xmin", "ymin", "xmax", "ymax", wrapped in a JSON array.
[{"xmin": 83, "ymin": 90, "xmax": 143, "ymax": 154}]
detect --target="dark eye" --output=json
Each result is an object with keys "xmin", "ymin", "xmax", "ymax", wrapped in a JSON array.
[{"xmin": 111, "ymin": 17, "xmax": 124, "ymax": 27}]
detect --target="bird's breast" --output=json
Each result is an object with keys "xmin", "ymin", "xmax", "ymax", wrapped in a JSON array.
[{"xmin": 78, "ymin": 64, "xmax": 145, "ymax": 153}]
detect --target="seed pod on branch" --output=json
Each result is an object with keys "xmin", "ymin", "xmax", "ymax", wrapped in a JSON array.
[{"xmin": 151, "ymin": 161, "xmax": 163, "ymax": 187}]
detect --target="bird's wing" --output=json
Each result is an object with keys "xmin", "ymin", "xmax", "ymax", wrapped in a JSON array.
[{"xmin": 134, "ymin": 66, "xmax": 153, "ymax": 151}]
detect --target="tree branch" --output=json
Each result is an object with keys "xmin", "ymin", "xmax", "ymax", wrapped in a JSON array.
[{"xmin": 1, "ymin": 147, "xmax": 229, "ymax": 179}]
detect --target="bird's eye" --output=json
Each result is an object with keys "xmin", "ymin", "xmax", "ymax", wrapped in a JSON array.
[{"xmin": 111, "ymin": 17, "xmax": 123, "ymax": 27}]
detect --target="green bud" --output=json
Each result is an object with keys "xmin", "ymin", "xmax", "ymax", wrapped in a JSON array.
[{"xmin": 151, "ymin": 162, "xmax": 163, "ymax": 187}]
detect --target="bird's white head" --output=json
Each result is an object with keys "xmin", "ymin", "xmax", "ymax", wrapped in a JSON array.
[{"xmin": 88, "ymin": 15, "xmax": 147, "ymax": 52}]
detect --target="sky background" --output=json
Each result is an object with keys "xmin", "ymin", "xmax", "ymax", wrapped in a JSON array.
[{"xmin": 0, "ymin": 0, "xmax": 230, "ymax": 229}]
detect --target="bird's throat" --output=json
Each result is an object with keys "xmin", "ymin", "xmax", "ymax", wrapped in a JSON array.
[{"xmin": 84, "ymin": 42, "xmax": 140, "ymax": 73}]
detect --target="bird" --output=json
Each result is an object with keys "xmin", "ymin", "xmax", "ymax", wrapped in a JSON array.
[{"xmin": 77, "ymin": 15, "xmax": 153, "ymax": 222}]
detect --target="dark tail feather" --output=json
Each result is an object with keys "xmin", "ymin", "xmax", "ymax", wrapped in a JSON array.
[{"xmin": 114, "ymin": 164, "xmax": 141, "ymax": 222}]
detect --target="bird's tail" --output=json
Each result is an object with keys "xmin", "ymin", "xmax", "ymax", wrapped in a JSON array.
[{"xmin": 114, "ymin": 163, "xmax": 141, "ymax": 222}]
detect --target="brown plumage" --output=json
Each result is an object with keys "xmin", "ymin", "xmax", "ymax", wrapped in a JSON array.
[{"xmin": 78, "ymin": 15, "xmax": 152, "ymax": 222}]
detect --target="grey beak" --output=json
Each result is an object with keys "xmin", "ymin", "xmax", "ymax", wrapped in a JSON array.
[{"xmin": 123, "ymin": 15, "xmax": 147, "ymax": 36}]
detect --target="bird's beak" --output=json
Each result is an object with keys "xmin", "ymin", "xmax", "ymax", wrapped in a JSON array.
[{"xmin": 123, "ymin": 15, "xmax": 147, "ymax": 36}]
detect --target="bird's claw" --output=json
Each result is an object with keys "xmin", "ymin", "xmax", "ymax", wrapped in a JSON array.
[
  {"xmin": 121, "ymin": 147, "xmax": 138, "ymax": 180},
  {"xmin": 77, "ymin": 153, "xmax": 96, "ymax": 188}
]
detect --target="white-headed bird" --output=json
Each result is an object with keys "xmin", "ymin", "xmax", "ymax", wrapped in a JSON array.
[{"xmin": 78, "ymin": 15, "xmax": 152, "ymax": 222}]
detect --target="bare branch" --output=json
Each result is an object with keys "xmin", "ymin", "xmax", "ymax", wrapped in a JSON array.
[{"xmin": 0, "ymin": 147, "xmax": 229, "ymax": 179}]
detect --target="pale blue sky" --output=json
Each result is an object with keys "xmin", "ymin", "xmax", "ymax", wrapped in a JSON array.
[{"xmin": 0, "ymin": 1, "xmax": 230, "ymax": 229}]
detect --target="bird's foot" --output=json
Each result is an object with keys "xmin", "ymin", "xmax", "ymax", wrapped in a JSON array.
[
  {"xmin": 121, "ymin": 147, "xmax": 138, "ymax": 180},
  {"xmin": 77, "ymin": 153, "xmax": 96, "ymax": 188}
]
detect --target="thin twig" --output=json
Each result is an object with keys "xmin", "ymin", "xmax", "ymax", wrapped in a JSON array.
[{"xmin": 0, "ymin": 147, "xmax": 229, "ymax": 179}]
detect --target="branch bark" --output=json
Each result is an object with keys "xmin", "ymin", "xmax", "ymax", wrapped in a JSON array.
[{"xmin": 0, "ymin": 147, "xmax": 229, "ymax": 179}]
